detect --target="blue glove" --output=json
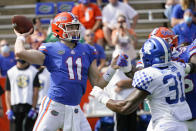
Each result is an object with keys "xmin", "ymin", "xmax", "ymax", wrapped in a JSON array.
[
  {"xmin": 117, "ymin": 54, "xmax": 128, "ymax": 67},
  {"xmin": 6, "ymin": 110, "xmax": 15, "ymax": 121},
  {"xmin": 28, "ymin": 108, "xmax": 37, "ymax": 120}
]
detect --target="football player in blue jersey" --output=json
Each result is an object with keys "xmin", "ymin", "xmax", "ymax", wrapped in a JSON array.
[
  {"xmin": 13, "ymin": 12, "xmax": 125, "ymax": 131},
  {"xmin": 149, "ymin": 27, "xmax": 196, "ymax": 131},
  {"xmin": 91, "ymin": 36, "xmax": 196, "ymax": 131},
  {"xmin": 175, "ymin": 41, "xmax": 196, "ymax": 131}
]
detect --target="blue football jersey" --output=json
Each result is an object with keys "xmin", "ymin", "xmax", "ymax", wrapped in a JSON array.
[
  {"xmin": 39, "ymin": 41, "xmax": 97, "ymax": 105},
  {"xmin": 172, "ymin": 43, "xmax": 196, "ymax": 118}
]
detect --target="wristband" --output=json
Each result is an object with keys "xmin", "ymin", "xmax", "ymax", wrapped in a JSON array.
[
  {"xmin": 91, "ymin": 86, "xmax": 110, "ymax": 105},
  {"xmin": 16, "ymin": 36, "xmax": 25, "ymax": 42},
  {"xmin": 103, "ymin": 66, "xmax": 116, "ymax": 82},
  {"xmin": 101, "ymin": 95, "xmax": 110, "ymax": 105}
]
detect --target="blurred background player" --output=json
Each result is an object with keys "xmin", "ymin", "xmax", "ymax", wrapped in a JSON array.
[
  {"xmin": 175, "ymin": 40, "xmax": 196, "ymax": 131},
  {"xmin": 0, "ymin": 39, "xmax": 16, "ymax": 77},
  {"xmin": 36, "ymin": 66, "xmax": 50, "ymax": 111},
  {"xmin": 5, "ymin": 58, "xmax": 39, "ymax": 131},
  {"xmin": 91, "ymin": 37, "xmax": 195, "ymax": 131},
  {"xmin": 84, "ymin": 29, "xmax": 106, "ymax": 72},
  {"xmin": 13, "ymin": 12, "xmax": 124, "ymax": 131}
]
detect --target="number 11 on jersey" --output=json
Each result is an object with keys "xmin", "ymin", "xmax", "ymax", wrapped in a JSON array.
[{"xmin": 66, "ymin": 57, "xmax": 82, "ymax": 80}]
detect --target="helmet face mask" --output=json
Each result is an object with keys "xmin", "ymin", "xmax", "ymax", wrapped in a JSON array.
[
  {"xmin": 58, "ymin": 23, "xmax": 80, "ymax": 41},
  {"xmin": 52, "ymin": 12, "xmax": 81, "ymax": 42},
  {"xmin": 140, "ymin": 36, "xmax": 171, "ymax": 68}
]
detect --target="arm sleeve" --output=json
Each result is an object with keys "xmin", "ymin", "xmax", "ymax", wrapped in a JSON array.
[
  {"xmin": 33, "ymin": 72, "xmax": 40, "ymax": 88},
  {"xmin": 38, "ymin": 43, "xmax": 50, "ymax": 67},
  {"xmin": 5, "ymin": 75, "xmax": 11, "ymax": 91},
  {"xmin": 132, "ymin": 70, "xmax": 154, "ymax": 94}
]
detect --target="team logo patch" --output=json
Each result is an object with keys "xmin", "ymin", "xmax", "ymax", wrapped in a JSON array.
[
  {"xmin": 51, "ymin": 110, "xmax": 59, "ymax": 116},
  {"xmin": 58, "ymin": 50, "xmax": 65, "ymax": 55},
  {"xmin": 74, "ymin": 108, "xmax": 78, "ymax": 114},
  {"xmin": 53, "ymin": 16, "xmax": 67, "ymax": 23},
  {"xmin": 143, "ymin": 42, "xmax": 154, "ymax": 54},
  {"xmin": 39, "ymin": 80, "xmax": 44, "ymax": 90}
]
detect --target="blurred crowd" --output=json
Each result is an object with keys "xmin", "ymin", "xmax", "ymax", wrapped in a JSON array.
[{"xmin": 0, "ymin": 0, "xmax": 196, "ymax": 131}]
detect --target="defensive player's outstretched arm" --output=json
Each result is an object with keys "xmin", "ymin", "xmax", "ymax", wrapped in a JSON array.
[
  {"xmin": 14, "ymin": 29, "xmax": 45, "ymax": 65},
  {"xmin": 106, "ymin": 88, "xmax": 149, "ymax": 115}
]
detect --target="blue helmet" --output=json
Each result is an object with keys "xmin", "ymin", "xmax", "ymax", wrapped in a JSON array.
[
  {"xmin": 78, "ymin": 0, "xmax": 90, "ymax": 4},
  {"xmin": 140, "ymin": 36, "xmax": 171, "ymax": 68}
]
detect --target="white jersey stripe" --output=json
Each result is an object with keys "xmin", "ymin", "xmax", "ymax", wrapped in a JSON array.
[{"xmin": 155, "ymin": 36, "xmax": 169, "ymax": 63}]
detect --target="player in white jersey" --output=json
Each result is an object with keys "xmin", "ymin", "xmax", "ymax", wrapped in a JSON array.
[
  {"xmin": 36, "ymin": 66, "xmax": 50, "ymax": 110},
  {"xmin": 90, "ymin": 36, "xmax": 196, "ymax": 131}
]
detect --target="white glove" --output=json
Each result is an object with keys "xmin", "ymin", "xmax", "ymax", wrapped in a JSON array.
[{"xmin": 90, "ymin": 86, "xmax": 110, "ymax": 105}]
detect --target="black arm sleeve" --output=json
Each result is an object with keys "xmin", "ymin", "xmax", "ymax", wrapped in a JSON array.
[
  {"xmin": 33, "ymin": 72, "xmax": 40, "ymax": 88},
  {"xmin": 5, "ymin": 75, "xmax": 11, "ymax": 91}
]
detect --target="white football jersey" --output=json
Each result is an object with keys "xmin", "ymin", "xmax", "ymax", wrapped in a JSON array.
[
  {"xmin": 132, "ymin": 61, "xmax": 192, "ymax": 126},
  {"xmin": 37, "ymin": 68, "xmax": 50, "ymax": 107}
]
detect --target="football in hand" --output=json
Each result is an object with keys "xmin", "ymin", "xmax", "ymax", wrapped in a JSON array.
[{"xmin": 11, "ymin": 15, "xmax": 34, "ymax": 34}]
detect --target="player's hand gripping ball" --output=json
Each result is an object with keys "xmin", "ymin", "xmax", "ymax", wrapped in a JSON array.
[
  {"xmin": 11, "ymin": 15, "xmax": 34, "ymax": 34},
  {"xmin": 116, "ymin": 54, "xmax": 128, "ymax": 67}
]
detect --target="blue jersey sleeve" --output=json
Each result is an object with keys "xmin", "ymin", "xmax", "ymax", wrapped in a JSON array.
[
  {"xmin": 132, "ymin": 70, "xmax": 153, "ymax": 94},
  {"xmin": 85, "ymin": 44, "xmax": 97, "ymax": 64},
  {"xmin": 187, "ymin": 43, "xmax": 196, "ymax": 60},
  {"xmin": 38, "ymin": 43, "xmax": 51, "ymax": 66},
  {"xmin": 178, "ymin": 44, "xmax": 196, "ymax": 63}
]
